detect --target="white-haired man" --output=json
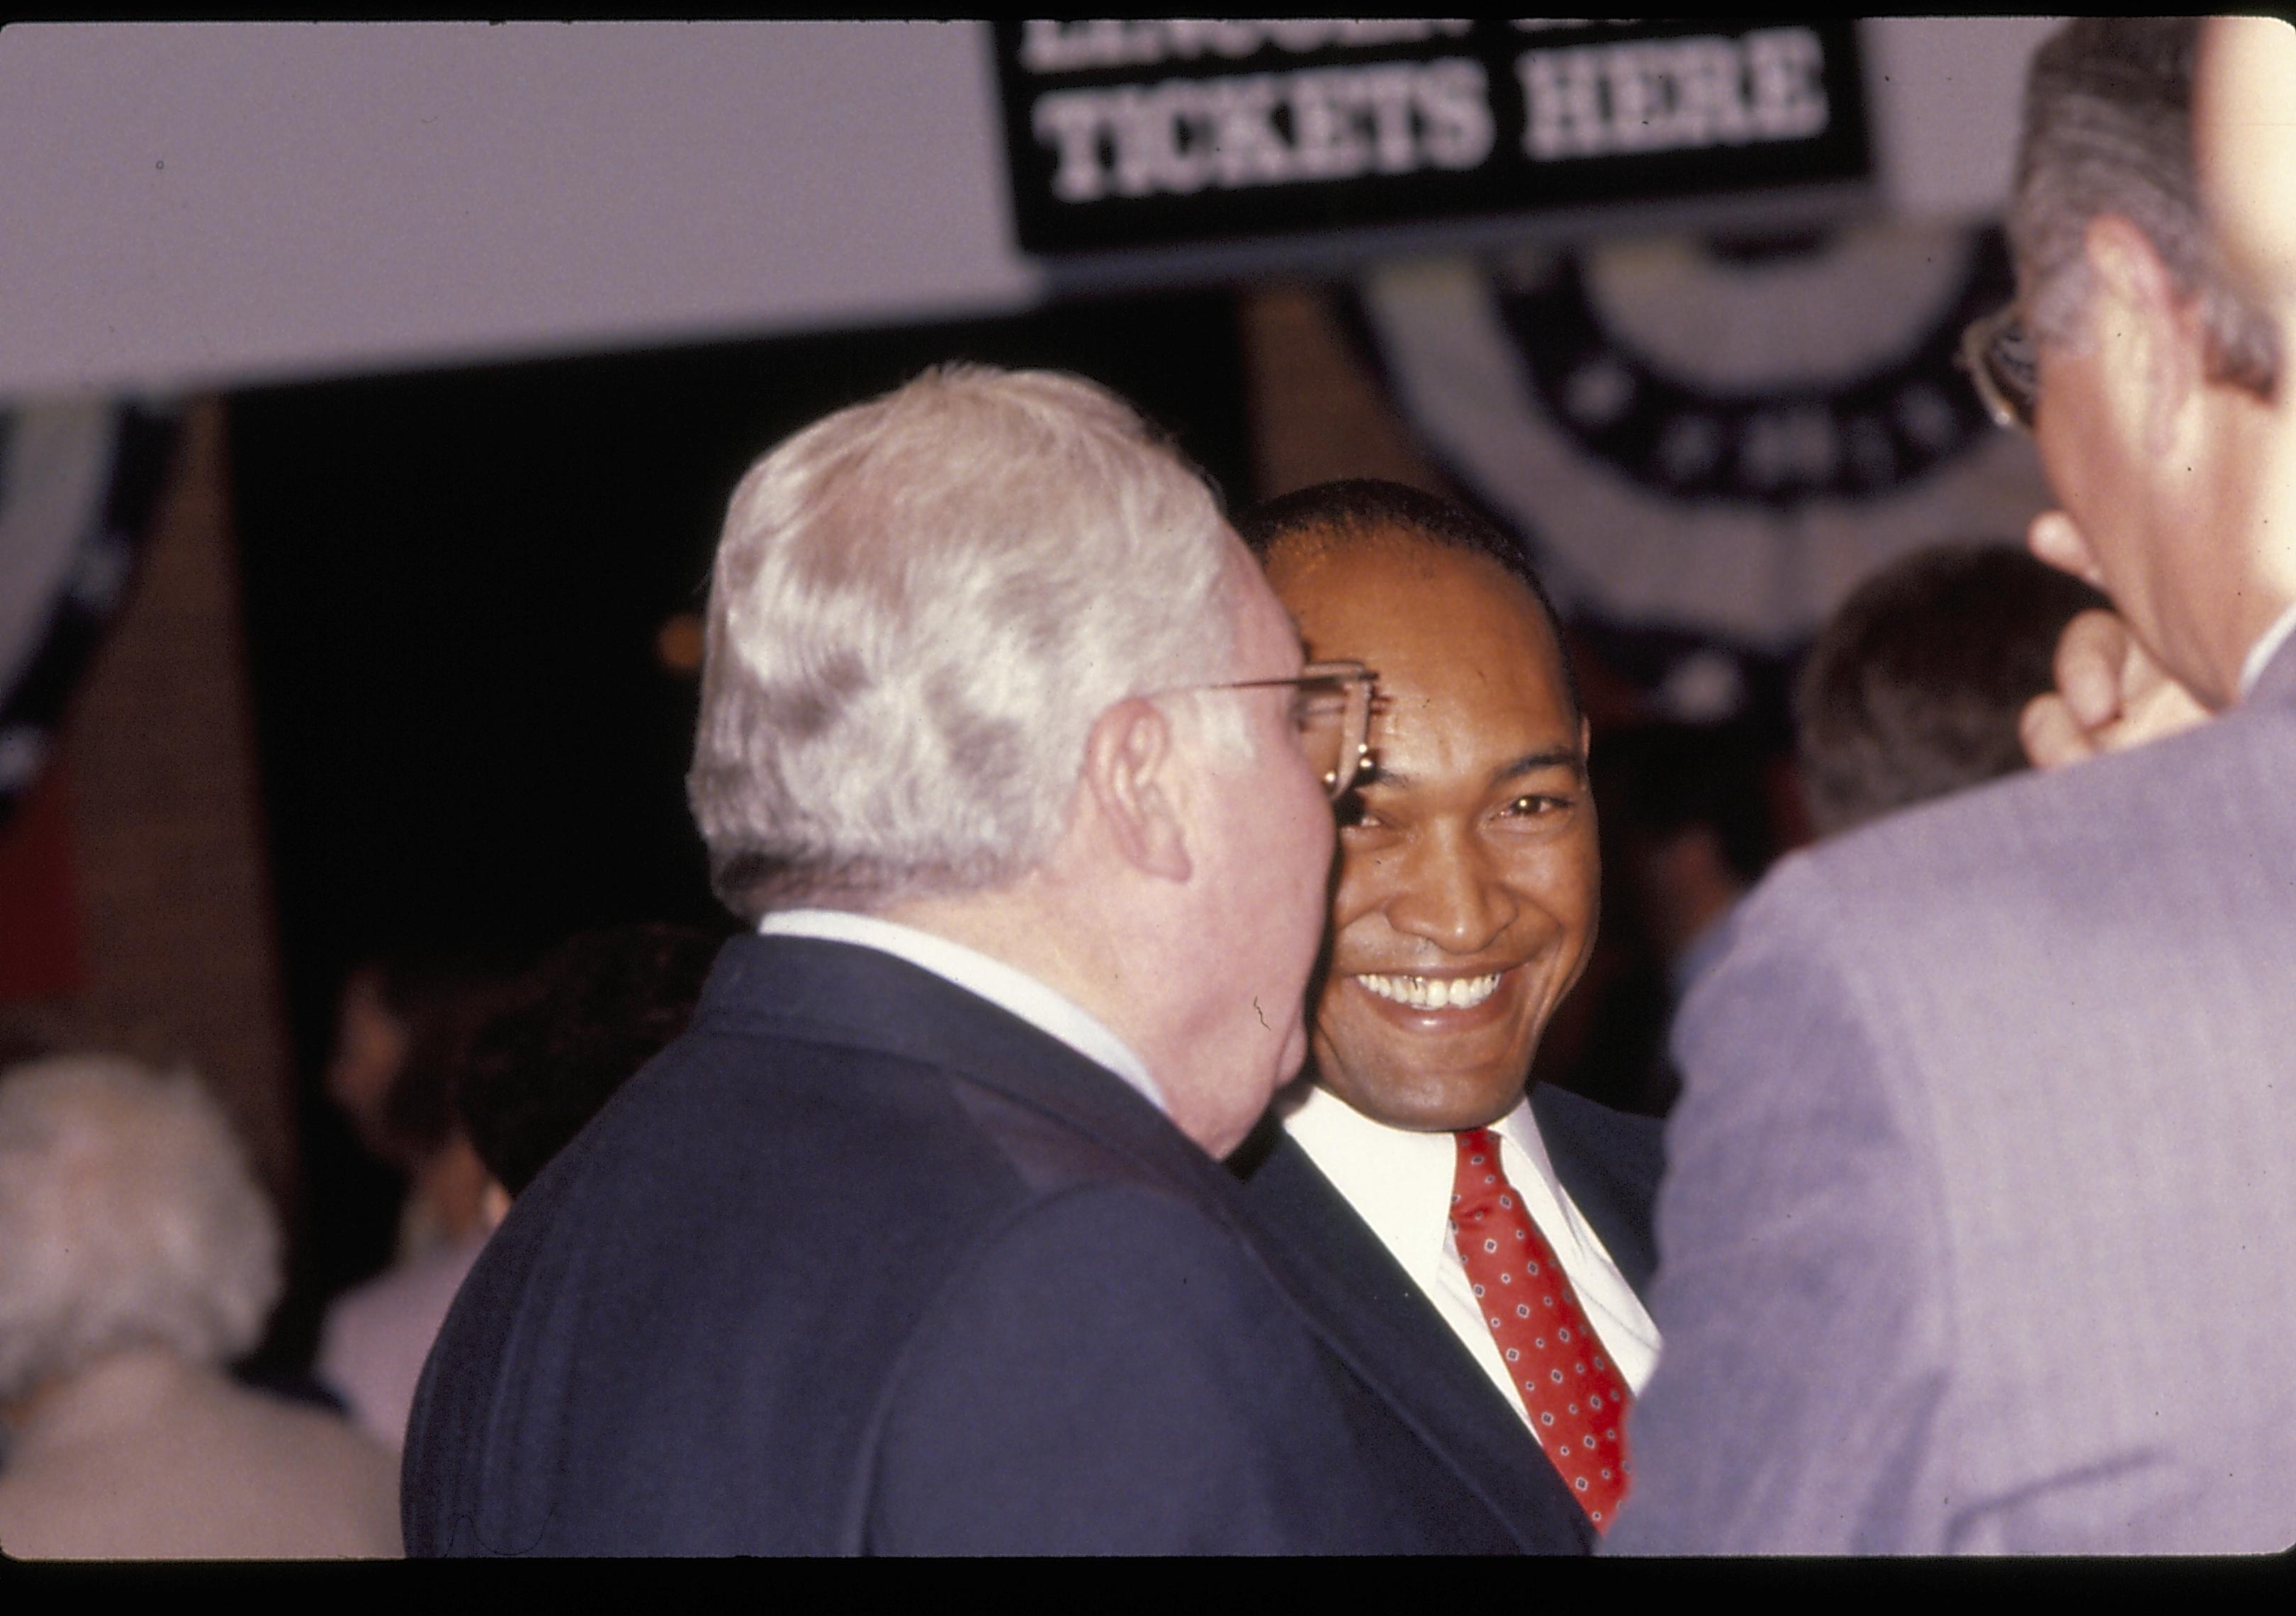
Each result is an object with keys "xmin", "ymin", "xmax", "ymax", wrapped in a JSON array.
[
  {"xmin": 1610, "ymin": 18, "xmax": 2296, "ymax": 1554},
  {"xmin": 0, "ymin": 1054, "xmax": 403, "ymax": 1559},
  {"xmin": 402, "ymin": 365, "xmax": 1527, "ymax": 1554}
]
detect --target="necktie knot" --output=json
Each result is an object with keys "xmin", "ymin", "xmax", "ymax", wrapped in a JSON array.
[{"xmin": 1449, "ymin": 1126, "xmax": 1517, "ymax": 1226}]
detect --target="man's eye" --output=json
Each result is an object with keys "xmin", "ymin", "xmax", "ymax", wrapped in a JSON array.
[
  {"xmin": 1505, "ymin": 795, "xmax": 1568, "ymax": 818},
  {"xmin": 1334, "ymin": 790, "xmax": 1377, "ymax": 830}
]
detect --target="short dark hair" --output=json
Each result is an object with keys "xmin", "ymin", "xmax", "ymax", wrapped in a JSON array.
[
  {"xmin": 1234, "ymin": 478, "xmax": 1580, "ymax": 720},
  {"xmin": 361, "ymin": 950, "xmax": 527, "ymax": 1167},
  {"xmin": 1796, "ymin": 542, "xmax": 2109, "ymax": 838},
  {"xmin": 451, "ymin": 924, "xmax": 724, "ymax": 1196},
  {"xmin": 2013, "ymin": 16, "xmax": 2278, "ymax": 395}
]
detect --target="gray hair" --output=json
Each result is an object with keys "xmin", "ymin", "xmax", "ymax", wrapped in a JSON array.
[
  {"xmin": 688, "ymin": 364, "xmax": 1242, "ymax": 919},
  {"xmin": 0, "ymin": 1054, "xmax": 282, "ymax": 1405},
  {"xmin": 2010, "ymin": 16, "xmax": 2278, "ymax": 395}
]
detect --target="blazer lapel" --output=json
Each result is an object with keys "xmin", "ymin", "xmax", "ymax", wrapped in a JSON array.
[
  {"xmin": 1531, "ymin": 1084, "xmax": 1664, "ymax": 1299},
  {"xmin": 1232, "ymin": 1123, "xmax": 1597, "ymax": 1554}
]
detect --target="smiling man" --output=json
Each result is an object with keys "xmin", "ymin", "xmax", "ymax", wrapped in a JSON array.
[{"xmin": 1229, "ymin": 479, "xmax": 1662, "ymax": 1554}]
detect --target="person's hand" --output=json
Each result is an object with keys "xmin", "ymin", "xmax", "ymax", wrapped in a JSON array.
[{"xmin": 2019, "ymin": 607, "xmax": 2212, "ymax": 769}]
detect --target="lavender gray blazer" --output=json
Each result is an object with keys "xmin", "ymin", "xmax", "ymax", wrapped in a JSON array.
[{"xmin": 1609, "ymin": 636, "xmax": 2296, "ymax": 1555}]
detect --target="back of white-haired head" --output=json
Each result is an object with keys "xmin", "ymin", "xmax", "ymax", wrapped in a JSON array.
[
  {"xmin": 689, "ymin": 364, "xmax": 1242, "ymax": 919},
  {"xmin": 0, "ymin": 1054, "xmax": 282, "ymax": 1405}
]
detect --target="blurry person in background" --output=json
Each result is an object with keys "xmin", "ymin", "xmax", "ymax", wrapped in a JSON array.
[
  {"xmin": 315, "ymin": 953, "xmax": 514, "ymax": 1451},
  {"xmin": 0, "ymin": 1053, "xmax": 400, "ymax": 1559},
  {"xmin": 317, "ymin": 925, "xmax": 724, "ymax": 1453},
  {"xmin": 451, "ymin": 921, "xmax": 724, "ymax": 1206},
  {"xmin": 325, "ymin": 954, "xmax": 507, "ymax": 1265},
  {"xmin": 325, "ymin": 961, "xmax": 413, "ymax": 1168},
  {"xmin": 1798, "ymin": 541, "xmax": 2107, "ymax": 836}
]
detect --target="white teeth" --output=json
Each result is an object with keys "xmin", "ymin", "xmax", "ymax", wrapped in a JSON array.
[{"xmin": 1355, "ymin": 972, "xmax": 1502, "ymax": 1011}]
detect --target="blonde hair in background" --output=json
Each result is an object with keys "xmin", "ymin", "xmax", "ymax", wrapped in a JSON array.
[
  {"xmin": 0, "ymin": 1054, "xmax": 282, "ymax": 1405},
  {"xmin": 689, "ymin": 364, "xmax": 1242, "ymax": 919}
]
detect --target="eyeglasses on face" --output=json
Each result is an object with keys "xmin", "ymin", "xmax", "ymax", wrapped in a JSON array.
[
  {"xmin": 1163, "ymin": 659, "xmax": 1375, "ymax": 802},
  {"xmin": 1957, "ymin": 303, "xmax": 2039, "ymax": 432}
]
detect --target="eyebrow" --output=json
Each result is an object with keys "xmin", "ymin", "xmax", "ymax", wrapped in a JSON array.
[{"xmin": 1356, "ymin": 746, "xmax": 1586, "ymax": 793}]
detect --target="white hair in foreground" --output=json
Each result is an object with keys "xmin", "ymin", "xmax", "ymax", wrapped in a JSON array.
[
  {"xmin": 0, "ymin": 1054, "xmax": 282, "ymax": 1405},
  {"xmin": 690, "ymin": 364, "xmax": 1241, "ymax": 918}
]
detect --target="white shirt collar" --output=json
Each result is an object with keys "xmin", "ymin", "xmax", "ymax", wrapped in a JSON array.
[
  {"xmin": 2240, "ymin": 599, "xmax": 2296, "ymax": 700},
  {"xmin": 755, "ymin": 908, "xmax": 1164, "ymax": 1115},
  {"xmin": 1280, "ymin": 1083, "xmax": 1568, "ymax": 1268},
  {"xmin": 1277, "ymin": 1080, "xmax": 1661, "ymax": 1405}
]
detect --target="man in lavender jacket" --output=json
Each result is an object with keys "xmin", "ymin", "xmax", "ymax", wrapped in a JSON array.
[{"xmin": 1611, "ymin": 18, "xmax": 2296, "ymax": 1554}]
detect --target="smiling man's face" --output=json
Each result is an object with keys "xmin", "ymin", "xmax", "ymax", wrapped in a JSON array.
[{"xmin": 1266, "ymin": 531, "xmax": 1599, "ymax": 1131}]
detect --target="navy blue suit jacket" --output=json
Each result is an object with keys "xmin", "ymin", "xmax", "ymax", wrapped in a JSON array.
[
  {"xmin": 402, "ymin": 935, "xmax": 1526, "ymax": 1554},
  {"xmin": 1229, "ymin": 1083, "xmax": 1663, "ymax": 1554}
]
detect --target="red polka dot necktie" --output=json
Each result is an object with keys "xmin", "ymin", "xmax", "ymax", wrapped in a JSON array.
[{"xmin": 1450, "ymin": 1126, "xmax": 1633, "ymax": 1530}]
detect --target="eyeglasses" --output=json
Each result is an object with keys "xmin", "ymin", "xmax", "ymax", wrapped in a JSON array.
[
  {"xmin": 1957, "ymin": 303, "xmax": 2039, "ymax": 432},
  {"xmin": 1163, "ymin": 659, "xmax": 1375, "ymax": 801}
]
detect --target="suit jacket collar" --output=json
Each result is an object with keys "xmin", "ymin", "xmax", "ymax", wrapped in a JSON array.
[
  {"xmin": 1529, "ymin": 1084, "xmax": 1664, "ymax": 1297},
  {"xmin": 1229, "ymin": 1116, "xmax": 1600, "ymax": 1554},
  {"xmin": 694, "ymin": 933, "xmax": 1212, "ymax": 1196},
  {"xmin": 698, "ymin": 933, "xmax": 1475, "ymax": 1335}
]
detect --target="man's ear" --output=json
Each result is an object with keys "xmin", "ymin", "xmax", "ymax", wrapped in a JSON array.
[
  {"xmin": 2083, "ymin": 213, "xmax": 2205, "ymax": 453},
  {"xmin": 1080, "ymin": 698, "xmax": 1193, "ymax": 882}
]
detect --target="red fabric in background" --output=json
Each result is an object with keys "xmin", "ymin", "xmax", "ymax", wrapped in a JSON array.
[{"xmin": 0, "ymin": 763, "xmax": 84, "ymax": 999}]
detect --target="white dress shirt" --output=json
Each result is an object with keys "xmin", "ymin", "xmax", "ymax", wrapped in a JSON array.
[
  {"xmin": 316, "ymin": 1228, "xmax": 490, "ymax": 1454},
  {"xmin": 1279, "ymin": 1083, "xmax": 1660, "ymax": 1443},
  {"xmin": 755, "ymin": 907, "xmax": 1165, "ymax": 1116}
]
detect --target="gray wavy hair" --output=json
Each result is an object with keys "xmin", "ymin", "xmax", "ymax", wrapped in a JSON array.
[
  {"xmin": 689, "ymin": 364, "xmax": 1242, "ymax": 919},
  {"xmin": 0, "ymin": 1054, "xmax": 282, "ymax": 1405},
  {"xmin": 2010, "ymin": 16, "xmax": 2278, "ymax": 394}
]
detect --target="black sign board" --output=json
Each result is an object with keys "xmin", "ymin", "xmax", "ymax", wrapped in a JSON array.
[{"xmin": 994, "ymin": 19, "xmax": 1872, "ymax": 256}]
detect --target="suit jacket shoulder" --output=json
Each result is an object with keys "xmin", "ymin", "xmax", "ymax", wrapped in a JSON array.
[
  {"xmin": 1615, "ymin": 680, "xmax": 2296, "ymax": 1554},
  {"xmin": 403, "ymin": 936, "xmax": 1514, "ymax": 1555}
]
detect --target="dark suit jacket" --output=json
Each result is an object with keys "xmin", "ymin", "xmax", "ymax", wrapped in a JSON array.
[
  {"xmin": 1229, "ymin": 1082, "xmax": 1664, "ymax": 1554},
  {"xmin": 401, "ymin": 935, "xmax": 1525, "ymax": 1554}
]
